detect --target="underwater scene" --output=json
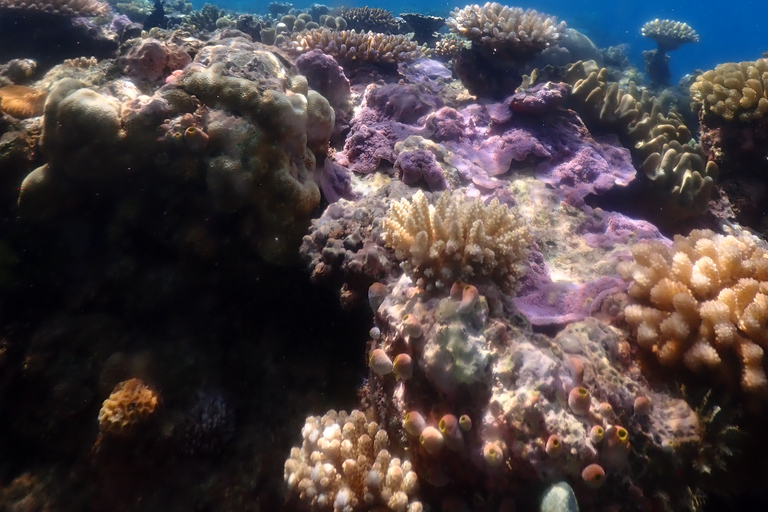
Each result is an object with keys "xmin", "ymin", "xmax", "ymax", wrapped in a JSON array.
[{"xmin": 2, "ymin": 0, "xmax": 768, "ymax": 510}]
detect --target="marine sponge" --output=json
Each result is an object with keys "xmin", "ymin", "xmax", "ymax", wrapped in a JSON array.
[
  {"xmin": 380, "ymin": 190, "xmax": 533, "ymax": 291},
  {"xmin": 98, "ymin": 378, "xmax": 159, "ymax": 436},
  {"xmin": 618, "ymin": 229, "xmax": 768, "ymax": 392},
  {"xmin": 284, "ymin": 409, "xmax": 423, "ymax": 512},
  {"xmin": 283, "ymin": 29, "xmax": 423, "ymax": 65},
  {"xmin": 0, "ymin": 0, "xmax": 109, "ymax": 16},
  {"xmin": 690, "ymin": 58, "xmax": 768, "ymax": 122},
  {"xmin": 447, "ymin": 2, "xmax": 565, "ymax": 60},
  {"xmin": 641, "ymin": 19, "xmax": 699, "ymax": 52}
]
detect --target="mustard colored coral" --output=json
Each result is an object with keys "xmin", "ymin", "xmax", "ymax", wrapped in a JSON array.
[
  {"xmin": 381, "ymin": 191, "xmax": 532, "ymax": 291},
  {"xmin": 618, "ymin": 229, "xmax": 768, "ymax": 392},
  {"xmin": 284, "ymin": 409, "xmax": 422, "ymax": 512},
  {"xmin": 98, "ymin": 378, "xmax": 159, "ymax": 435},
  {"xmin": 690, "ymin": 58, "xmax": 768, "ymax": 121}
]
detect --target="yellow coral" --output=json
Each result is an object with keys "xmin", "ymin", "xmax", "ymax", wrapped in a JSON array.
[
  {"xmin": 98, "ymin": 378, "xmax": 159, "ymax": 435},
  {"xmin": 690, "ymin": 59, "xmax": 768, "ymax": 121},
  {"xmin": 618, "ymin": 229, "xmax": 768, "ymax": 392},
  {"xmin": 381, "ymin": 190, "xmax": 532, "ymax": 291}
]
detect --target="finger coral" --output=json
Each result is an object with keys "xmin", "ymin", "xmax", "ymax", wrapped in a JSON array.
[
  {"xmin": 641, "ymin": 19, "xmax": 699, "ymax": 52},
  {"xmin": 98, "ymin": 378, "xmax": 159, "ymax": 436},
  {"xmin": 690, "ymin": 58, "xmax": 768, "ymax": 122},
  {"xmin": 447, "ymin": 2, "xmax": 565, "ymax": 60},
  {"xmin": 284, "ymin": 409, "xmax": 423, "ymax": 512},
  {"xmin": 381, "ymin": 190, "xmax": 533, "ymax": 291},
  {"xmin": 618, "ymin": 229, "xmax": 768, "ymax": 392},
  {"xmin": 0, "ymin": 0, "xmax": 109, "ymax": 16},
  {"xmin": 283, "ymin": 29, "xmax": 423, "ymax": 65}
]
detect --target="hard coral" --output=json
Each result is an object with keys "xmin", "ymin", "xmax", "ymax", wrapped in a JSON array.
[
  {"xmin": 447, "ymin": 2, "xmax": 565, "ymax": 60},
  {"xmin": 339, "ymin": 6, "xmax": 399, "ymax": 34},
  {"xmin": 381, "ymin": 190, "xmax": 533, "ymax": 291},
  {"xmin": 284, "ymin": 409, "xmax": 422, "ymax": 512},
  {"xmin": 0, "ymin": 0, "xmax": 108, "ymax": 15},
  {"xmin": 618, "ymin": 229, "xmax": 768, "ymax": 393},
  {"xmin": 641, "ymin": 19, "xmax": 699, "ymax": 52},
  {"xmin": 283, "ymin": 29, "xmax": 423, "ymax": 65},
  {"xmin": 690, "ymin": 58, "xmax": 768, "ymax": 122},
  {"xmin": 98, "ymin": 378, "xmax": 159, "ymax": 436},
  {"xmin": 0, "ymin": 85, "xmax": 46, "ymax": 119}
]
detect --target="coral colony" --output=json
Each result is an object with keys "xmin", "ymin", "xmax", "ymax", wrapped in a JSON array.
[{"xmin": 2, "ymin": 0, "xmax": 768, "ymax": 511}]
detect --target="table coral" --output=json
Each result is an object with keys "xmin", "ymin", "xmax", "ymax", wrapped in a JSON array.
[
  {"xmin": 641, "ymin": 19, "xmax": 699, "ymax": 52},
  {"xmin": 618, "ymin": 229, "xmax": 768, "ymax": 392},
  {"xmin": 381, "ymin": 190, "xmax": 533, "ymax": 291},
  {"xmin": 283, "ymin": 29, "xmax": 423, "ymax": 66}
]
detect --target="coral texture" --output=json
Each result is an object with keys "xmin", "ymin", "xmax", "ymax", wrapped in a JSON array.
[
  {"xmin": 283, "ymin": 29, "xmax": 422, "ymax": 65},
  {"xmin": 0, "ymin": 0, "xmax": 109, "ymax": 16},
  {"xmin": 339, "ymin": 6, "xmax": 399, "ymax": 34},
  {"xmin": 690, "ymin": 58, "xmax": 768, "ymax": 121},
  {"xmin": 381, "ymin": 190, "xmax": 532, "ymax": 291},
  {"xmin": 447, "ymin": 2, "xmax": 565, "ymax": 59},
  {"xmin": 284, "ymin": 409, "xmax": 422, "ymax": 512},
  {"xmin": 618, "ymin": 229, "xmax": 768, "ymax": 392},
  {"xmin": 98, "ymin": 378, "xmax": 159, "ymax": 435},
  {"xmin": 0, "ymin": 85, "xmax": 46, "ymax": 118},
  {"xmin": 641, "ymin": 19, "xmax": 699, "ymax": 52}
]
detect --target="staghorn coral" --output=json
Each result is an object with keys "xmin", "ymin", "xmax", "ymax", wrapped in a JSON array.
[
  {"xmin": 641, "ymin": 19, "xmax": 699, "ymax": 52},
  {"xmin": 283, "ymin": 29, "xmax": 422, "ymax": 65},
  {"xmin": 284, "ymin": 409, "xmax": 422, "ymax": 512},
  {"xmin": 0, "ymin": 0, "xmax": 109, "ymax": 16},
  {"xmin": 565, "ymin": 61, "xmax": 718, "ymax": 218},
  {"xmin": 0, "ymin": 85, "xmax": 46, "ymax": 118},
  {"xmin": 340, "ymin": 6, "xmax": 399, "ymax": 34},
  {"xmin": 690, "ymin": 58, "xmax": 768, "ymax": 122},
  {"xmin": 98, "ymin": 378, "xmax": 159, "ymax": 436},
  {"xmin": 618, "ymin": 229, "xmax": 768, "ymax": 393},
  {"xmin": 380, "ymin": 190, "xmax": 532, "ymax": 291},
  {"xmin": 447, "ymin": 2, "xmax": 565, "ymax": 60}
]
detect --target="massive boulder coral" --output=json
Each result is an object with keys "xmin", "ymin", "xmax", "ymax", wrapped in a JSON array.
[
  {"xmin": 618, "ymin": 229, "xmax": 768, "ymax": 393},
  {"xmin": 381, "ymin": 190, "xmax": 533, "ymax": 291}
]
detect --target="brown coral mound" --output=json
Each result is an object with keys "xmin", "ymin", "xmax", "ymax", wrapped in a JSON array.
[
  {"xmin": 618, "ymin": 229, "xmax": 768, "ymax": 393},
  {"xmin": 690, "ymin": 58, "xmax": 768, "ymax": 122},
  {"xmin": 447, "ymin": 2, "xmax": 565, "ymax": 59},
  {"xmin": 0, "ymin": 0, "xmax": 109, "ymax": 17},
  {"xmin": 283, "ymin": 29, "xmax": 422, "ymax": 65},
  {"xmin": 0, "ymin": 85, "xmax": 46, "ymax": 119},
  {"xmin": 340, "ymin": 6, "xmax": 399, "ymax": 34},
  {"xmin": 641, "ymin": 19, "xmax": 699, "ymax": 52},
  {"xmin": 98, "ymin": 378, "xmax": 159, "ymax": 435}
]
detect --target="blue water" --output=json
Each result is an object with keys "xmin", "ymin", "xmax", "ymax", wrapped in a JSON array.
[{"xmin": 197, "ymin": 0, "xmax": 767, "ymax": 84}]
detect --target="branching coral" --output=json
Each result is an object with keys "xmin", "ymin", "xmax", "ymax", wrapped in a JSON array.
[
  {"xmin": 381, "ymin": 190, "xmax": 532, "ymax": 291},
  {"xmin": 641, "ymin": 19, "xmax": 699, "ymax": 52},
  {"xmin": 618, "ymin": 229, "xmax": 768, "ymax": 392},
  {"xmin": 284, "ymin": 409, "xmax": 422, "ymax": 512},
  {"xmin": 690, "ymin": 58, "xmax": 768, "ymax": 122},
  {"xmin": 283, "ymin": 29, "xmax": 423, "ymax": 65},
  {"xmin": 447, "ymin": 2, "xmax": 565, "ymax": 59},
  {"xmin": 0, "ymin": 0, "xmax": 109, "ymax": 16},
  {"xmin": 339, "ymin": 6, "xmax": 399, "ymax": 34}
]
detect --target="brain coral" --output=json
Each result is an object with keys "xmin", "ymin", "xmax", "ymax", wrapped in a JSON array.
[
  {"xmin": 690, "ymin": 58, "xmax": 768, "ymax": 122},
  {"xmin": 618, "ymin": 229, "xmax": 768, "ymax": 392},
  {"xmin": 0, "ymin": 0, "xmax": 109, "ymax": 16},
  {"xmin": 381, "ymin": 190, "xmax": 532, "ymax": 291},
  {"xmin": 447, "ymin": 2, "xmax": 565, "ymax": 59},
  {"xmin": 98, "ymin": 378, "xmax": 159, "ymax": 435},
  {"xmin": 284, "ymin": 409, "xmax": 422, "ymax": 512}
]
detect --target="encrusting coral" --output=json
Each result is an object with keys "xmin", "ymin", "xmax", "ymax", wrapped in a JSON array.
[
  {"xmin": 284, "ymin": 409, "xmax": 423, "ymax": 512},
  {"xmin": 98, "ymin": 378, "xmax": 159, "ymax": 436},
  {"xmin": 283, "ymin": 29, "xmax": 423, "ymax": 65},
  {"xmin": 690, "ymin": 58, "xmax": 768, "ymax": 122},
  {"xmin": 0, "ymin": 0, "xmax": 109, "ymax": 16},
  {"xmin": 447, "ymin": 2, "xmax": 565, "ymax": 60},
  {"xmin": 618, "ymin": 229, "xmax": 768, "ymax": 393},
  {"xmin": 380, "ymin": 190, "xmax": 532, "ymax": 291}
]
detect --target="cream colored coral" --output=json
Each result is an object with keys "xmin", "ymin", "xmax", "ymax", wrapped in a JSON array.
[
  {"xmin": 284, "ymin": 409, "xmax": 422, "ymax": 512},
  {"xmin": 98, "ymin": 378, "xmax": 159, "ymax": 435},
  {"xmin": 690, "ymin": 59, "xmax": 768, "ymax": 121},
  {"xmin": 641, "ymin": 19, "xmax": 699, "ymax": 51},
  {"xmin": 381, "ymin": 190, "xmax": 532, "ymax": 291},
  {"xmin": 447, "ymin": 3, "xmax": 565, "ymax": 58},
  {"xmin": 283, "ymin": 29, "xmax": 423, "ymax": 64},
  {"xmin": 618, "ymin": 229, "xmax": 768, "ymax": 392}
]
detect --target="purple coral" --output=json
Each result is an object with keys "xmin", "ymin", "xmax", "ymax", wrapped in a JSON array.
[{"xmin": 395, "ymin": 150, "xmax": 448, "ymax": 191}]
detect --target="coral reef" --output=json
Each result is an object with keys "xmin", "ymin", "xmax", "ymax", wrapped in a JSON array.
[
  {"xmin": 0, "ymin": 0, "xmax": 109, "ymax": 16},
  {"xmin": 619, "ymin": 229, "xmax": 768, "ymax": 393},
  {"xmin": 284, "ymin": 409, "xmax": 422, "ymax": 511},
  {"xmin": 381, "ymin": 190, "xmax": 533, "ymax": 291}
]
